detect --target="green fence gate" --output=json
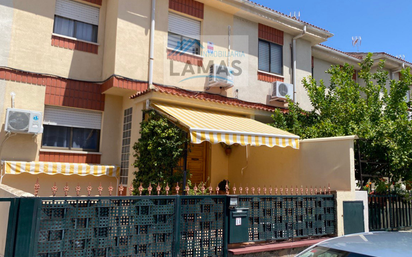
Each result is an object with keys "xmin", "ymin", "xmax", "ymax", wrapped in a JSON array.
[{"xmin": 4, "ymin": 194, "xmax": 336, "ymax": 257}]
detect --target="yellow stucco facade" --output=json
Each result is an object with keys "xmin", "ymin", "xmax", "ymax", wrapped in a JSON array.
[{"xmin": 0, "ymin": 1, "xmax": 364, "ymax": 237}]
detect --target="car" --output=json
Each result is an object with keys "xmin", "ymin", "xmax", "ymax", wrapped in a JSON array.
[{"xmin": 296, "ymin": 231, "xmax": 412, "ymax": 257}]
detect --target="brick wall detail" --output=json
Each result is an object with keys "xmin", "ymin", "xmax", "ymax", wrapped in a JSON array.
[
  {"xmin": 101, "ymin": 76, "xmax": 148, "ymax": 93},
  {"xmin": 52, "ymin": 35, "xmax": 98, "ymax": 54},
  {"xmin": 258, "ymin": 71, "xmax": 284, "ymax": 83},
  {"xmin": 39, "ymin": 152, "xmax": 101, "ymax": 164},
  {"xmin": 258, "ymin": 24, "xmax": 284, "ymax": 45},
  {"xmin": 0, "ymin": 68, "xmax": 105, "ymax": 111},
  {"xmin": 167, "ymin": 49, "xmax": 203, "ymax": 67},
  {"xmin": 169, "ymin": 0, "xmax": 204, "ymax": 19}
]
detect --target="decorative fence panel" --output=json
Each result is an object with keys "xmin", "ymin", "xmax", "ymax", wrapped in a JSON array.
[
  {"xmin": 177, "ymin": 196, "xmax": 226, "ymax": 256},
  {"xmin": 37, "ymin": 197, "xmax": 177, "ymax": 257},
  {"xmin": 369, "ymin": 195, "xmax": 412, "ymax": 231},
  {"xmin": 238, "ymin": 195, "xmax": 336, "ymax": 242},
  {"xmin": 5, "ymin": 194, "xmax": 336, "ymax": 257}
]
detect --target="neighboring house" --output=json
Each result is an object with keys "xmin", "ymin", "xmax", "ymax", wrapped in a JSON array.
[{"xmin": 0, "ymin": 0, "xmax": 397, "ymax": 231}]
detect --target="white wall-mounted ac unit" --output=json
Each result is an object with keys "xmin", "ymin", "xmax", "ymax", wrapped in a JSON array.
[
  {"xmin": 208, "ymin": 64, "xmax": 234, "ymax": 89},
  {"xmin": 271, "ymin": 81, "xmax": 294, "ymax": 101},
  {"xmin": 5, "ymin": 108, "xmax": 43, "ymax": 134}
]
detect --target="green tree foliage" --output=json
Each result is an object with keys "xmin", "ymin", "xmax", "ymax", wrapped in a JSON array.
[
  {"xmin": 272, "ymin": 53, "xmax": 412, "ymax": 183},
  {"xmin": 132, "ymin": 110, "xmax": 189, "ymax": 194}
]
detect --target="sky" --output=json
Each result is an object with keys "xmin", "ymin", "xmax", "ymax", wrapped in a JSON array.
[{"xmin": 256, "ymin": 0, "xmax": 412, "ymax": 61}]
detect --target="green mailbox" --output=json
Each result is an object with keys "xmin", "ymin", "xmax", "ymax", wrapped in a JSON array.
[{"xmin": 227, "ymin": 195, "xmax": 249, "ymax": 244}]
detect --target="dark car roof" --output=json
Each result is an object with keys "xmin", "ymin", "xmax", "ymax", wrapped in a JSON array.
[{"xmin": 317, "ymin": 231, "xmax": 412, "ymax": 257}]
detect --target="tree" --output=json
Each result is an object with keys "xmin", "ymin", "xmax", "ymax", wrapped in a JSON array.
[
  {"xmin": 132, "ymin": 110, "xmax": 189, "ymax": 194},
  {"xmin": 272, "ymin": 53, "xmax": 412, "ymax": 184}
]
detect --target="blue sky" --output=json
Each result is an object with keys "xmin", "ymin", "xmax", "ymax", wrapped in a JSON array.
[{"xmin": 257, "ymin": 0, "xmax": 412, "ymax": 61}]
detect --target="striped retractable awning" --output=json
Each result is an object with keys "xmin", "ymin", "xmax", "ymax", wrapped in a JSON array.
[
  {"xmin": 153, "ymin": 103, "xmax": 299, "ymax": 149},
  {"xmin": 3, "ymin": 161, "xmax": 120, "ymax": 178}
]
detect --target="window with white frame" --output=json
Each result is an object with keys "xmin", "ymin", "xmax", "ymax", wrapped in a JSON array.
[
  {"xmin": 42, "ymin": 106, "xmax": 101, "ymax": 152},
  {"xmin": 168, "ymin": 12, "xmax": 201, "ymax": 55},
  {"xmin": 53, "ymin": 0, "xmax": 99, "ymax": 43},
  {"xmin": 258, "ymin": 39, "xmax": 283, "ymax": 75}
]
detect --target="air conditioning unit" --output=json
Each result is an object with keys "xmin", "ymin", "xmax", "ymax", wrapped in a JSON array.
[
  {"xmin": 208, "ymin": 64, "xmax": 234, "ymax": 89},
  {"xmin": 271, "ymin": 81, "xmax": 294, "ymax": 101},
  {"xmin": 5, "ymin": 108, "xmax": 43, "ymax": 134}
]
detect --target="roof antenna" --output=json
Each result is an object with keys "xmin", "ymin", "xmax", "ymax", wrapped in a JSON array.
[
  {"xmin": 298, "ymin": 11, "xmax": 301, "ymax": 20},
  {"xmin": 352, "ymin": 36, "xmax": 362, "ymax": 52},
  {"xmin": 397, "ymin": 55, "xmax": 405, "ymax": 61}
]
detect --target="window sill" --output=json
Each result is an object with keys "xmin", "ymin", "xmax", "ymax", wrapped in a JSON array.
[
  {"xmin": 166, "ymin": 47, "xmax": 203, "ymax": 59},
  {"xmin": 257, "ymin": 70, "xmax": 285, "ymax": 83},
  {"xmin": 52, "ymin": 33, "xmax": 99, "ymax": 46},
  {"xmin": 258, "ymin": 70, "xmax": 284, "ymax": 78},
  {"xmin": 167, "ymin": 48, "xmax": 203, "ymax": 67},
  {"xmin": 51, "ymin": 34, "xmax": 99, "ymax": 54},
  {"xmin": 40, "ymin": 148, "xmax": 102, "ymax": 155}
]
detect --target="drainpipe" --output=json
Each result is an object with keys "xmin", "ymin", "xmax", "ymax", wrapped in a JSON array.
[
  {"xmin": 148, "ymin": 0, "xmax": 156, "ymax": 89},
  {"xmin": 292, "ymin": 26, "xmax": 306, "ymax": 102}
]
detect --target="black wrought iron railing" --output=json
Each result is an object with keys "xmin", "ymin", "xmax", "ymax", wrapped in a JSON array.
[{"xmin": 369, "ymin": 194, "xmax": 412, "ymax": 231}]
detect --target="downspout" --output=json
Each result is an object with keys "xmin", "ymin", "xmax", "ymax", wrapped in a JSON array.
[
  {"xmin": 292, "ymin": 26, "xmax": 306, "ymax": 102},
  {"xmin": 148, "ymin": 0, "xmax": 156, "ymax": 89}
]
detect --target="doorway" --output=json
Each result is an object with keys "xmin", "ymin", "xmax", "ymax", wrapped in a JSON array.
[{"xmin": 187, "ymin": 142, "xmax": 207, "ymax": 185}]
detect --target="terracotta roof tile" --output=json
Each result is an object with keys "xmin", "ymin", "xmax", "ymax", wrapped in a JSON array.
[
  {"xmin": 130, "ymin": 84, "xmax": 283, "ymax": 112},
  {"xmin": 346, "ymin": 52, "xmax": 412, "ymax": 66},
  {"xmin": 318, "ymin": 44, "xmax": 363, "ymax": 60},
  {"xmin": 244, "ymin": 0, "xmax": 330, "ymax": 33}
]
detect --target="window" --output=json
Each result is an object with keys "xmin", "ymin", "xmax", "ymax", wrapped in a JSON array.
[
  {"xmin": 42, "ymin": 126, "xmax": 100, "ymax": 151},
  {"xmin": 168, "ymin": 12, "xmax": 201, "ymax": 55},
  {"xmin": 42, "ymin": 106, "xmax": 102, "ymax": 152},
  {"xmin": 258, "ymin": 39, "xmax": 283, "ymax": 75},
  {"xmin": 53, "ymin": 0, "xmax": 99, "ymax": 43},
  {"xmin": 120, "ymin": 108, "xmax": 133, "ymax": 185}
]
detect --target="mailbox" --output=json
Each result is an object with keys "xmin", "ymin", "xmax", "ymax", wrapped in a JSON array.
[{"xmin": 228, "ymin": 197, "xmax": 249, "ymax": 244}]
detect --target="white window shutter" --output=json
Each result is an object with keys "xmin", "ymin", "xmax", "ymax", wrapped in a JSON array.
[
  {"xmin": 168, "ymin": 12, "xmax": 200, "ymax": 40},
  {"xmin": 55, "ymin": 0, "xmax": 100, "ymax": 25},
  {"xmin": 43, "ymin": 106, "xmax": 102, "ymax": 130}
]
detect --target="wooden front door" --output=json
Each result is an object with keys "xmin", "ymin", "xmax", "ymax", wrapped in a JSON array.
[{"xmin": 187, "ymin": 142, "xmax": 207, "ymax": 184}]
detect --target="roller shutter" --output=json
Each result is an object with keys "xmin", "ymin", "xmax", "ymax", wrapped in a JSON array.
[
  {"xmin": 43, "ymin": 106, "xmax": 102, "ymax": 129},
  {"xmin": 55, "ymin": 0, "xmax": 100, "ymax": 25},
  {"xmin": 168, "ymin": 12, "xmax": 200, "ymax": 40}
]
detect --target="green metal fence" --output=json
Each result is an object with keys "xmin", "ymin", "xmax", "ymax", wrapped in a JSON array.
[
  {"xmin": 369, "ymin": 194, "xmax": 412, "ymax": 231},
  {"xmin": 5, "ymin": 194, "xmax": 335, "ymax": 257},
  {"xmin": 238, "ymin": 195, "xmax": 336, "ymax": 242}
]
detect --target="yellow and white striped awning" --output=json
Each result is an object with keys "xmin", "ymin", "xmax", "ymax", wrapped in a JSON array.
[
  {"xmin": 153, "ymin": 103, "xmax": 299, "ymax": 149},
  {"xmin": 3, "ymin": 161, "xmax": 120, "ymax": 178}
]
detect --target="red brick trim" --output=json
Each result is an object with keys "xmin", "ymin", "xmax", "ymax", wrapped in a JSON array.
[
  {"xmin": 167, "ymin": 49, "xmax": 203, "ymax": 67},
  {"xmin": 0, "ymin": 67, "xmax": 105, "ymax": 111},
  {"xmin": 258, "ymin": 24, "xmax": 284, "ymax": 45},
  {"xmin": 39, "ymin": 151, "xmax": 101, "ymax": 164},
  {"xmin": 82, "ymin": 0, "xmax": 102, "ymax": 6},
  {"xmin": 169, "ymin": 0, "xmax": 204, "ymax": 19},
  {"xmin": 46, "ymin": 79, "xmax": 105, "ymax": 111},
  {"xmin": 258, "ymin": 71, "xmax": 284, "ymax": 83},
  {"xmin": 101, "ymin": 76, "xmax": 148, "ymax": 93},
  {"xmin": 51, "ymin": 35, "xmax": 98, "ymax": 54}
]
